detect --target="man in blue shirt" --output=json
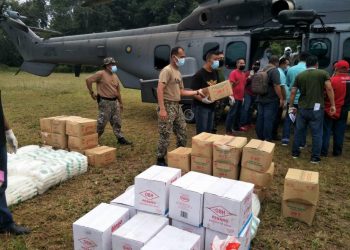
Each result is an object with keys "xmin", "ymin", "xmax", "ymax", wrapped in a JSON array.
[{"xmin": 281, "ymin": 52, "xmax": 309, "ymax": 146}]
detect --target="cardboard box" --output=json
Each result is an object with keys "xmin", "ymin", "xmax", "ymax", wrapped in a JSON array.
[
  {"xmin": 282, "ymin": 200, "xmax": 317, "ymax": 226},
  {"xmin": 205, "ymin": 215, "xmax": 252, "ymax": 250},
  {"xmin": 241, "ymin": 139, "xmax": 275, "ymax": 172},
  {"xmin": 213, "ymin": 161, "xmax": 239, "ymax": 180},
  {"xmin": 192, "ymin": 133, "xmax": 224, "ymax": 158},
  {"xmin": 172, "ymin": 219, "xmax": 205, "ymax": 250},
  {"xmin": 85, "ymin": 146, "xmax": 116, "ymax": 167},
  {"xmin": 112, "ymin": 212, "xmax": 169, "ymax": 250},
  {"xmin": 66, "ymin": 117, "xmax": 97, "ymax": 137},
  {"xmin": 283, "ymin": 168, "xmax": 319, "ymax": 206},
  {"xmin": 240, "ymin": 162, "xmax": 275, "ymax": 188},
  {"xmin": 40, "ymin": 117, "xmax": 55, "ymax": 133},
  {"xmin": 203, "ymin": 80, "xmax": 233, "ymax": 102},
  {"xmin": 73, "ymin": 203, "xmax": 129, "ymax": 250},
  {"xmin": 135, "ymin": 165, "xmax": 181, "ymax": 215},
  {"xmin": 169, "ymin": 172, "xmax": 220, "ymax": 227},
  {"xmin": 141, "ymin": 225, "xmax": 201, "ymax": 250},
  {"xmin": 167, "ymin": 147, "xmax": 192, "ymax": 173},
  {"xmin": 213, "ymin": 136, "xmax": 247, "ymax": 165},
  {"xmin": 41, "ymin": 132, "xmax": 68, "ymax": 149},
  {"xmin": 51, "ymin": 116, "xmax": 71, "ymax": 134},
  {"xmin": 203, "ymin": 179, "xmax": 253, "ymax": 236},
  {"xmin": 68, "ymin": 133, "xmax": 99, "ymax": 150},
  {"xmin": 111, "ymin": 186, "xmax": 137, "ymax": 218},
  {"xmin": 191, "ymin": 155, "xmax": 212, "ymax": 175}
]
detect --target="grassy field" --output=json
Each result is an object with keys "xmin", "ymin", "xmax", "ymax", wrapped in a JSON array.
[{"xmin": 0, "ymin": 70, "xmax": 349, "ymax": 250}]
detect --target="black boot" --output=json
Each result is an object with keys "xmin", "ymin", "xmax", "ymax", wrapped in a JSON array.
[
  {"xmin": 156, "ymin": 157, "xmax": 167, "ymax": 166},
  {"xmin": 118, "ymin": 137, "xmax": 132, "ymax": 145},
  {"xmin": 0, "ymin": 223, "xmax": 31, "ymax": 235}
]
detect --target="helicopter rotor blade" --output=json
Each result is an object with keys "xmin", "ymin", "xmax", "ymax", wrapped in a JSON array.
[
  {"xmin": 81, "ymin": 0, "xmax": 112, "ymax": 7},
  {"xmin": 6, "ymin": 16, "xmax": 29, "ymax": 32},
  {"xmin": 29, "ymin": 26, "xmax": 62, "ymax": 35}
]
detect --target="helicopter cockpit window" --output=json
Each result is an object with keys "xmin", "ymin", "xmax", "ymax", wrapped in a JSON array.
[
  {"xmin": 203, "ymin": 42, "xmax": 220, "ymax": 61},
  {"xmin": 309, "ymin": 39, "xmax": 331, "ymax": 68},
  {"xmin": 343, "ymin": 38, "xmax": 350, "ymax": 65},
  {"xmin": 154, "ymin": 45, "xmax": 170, "ymax": 70},
  {"xmin": 225, "ymin": 41, "xmax": 247, "ymax": 69}
]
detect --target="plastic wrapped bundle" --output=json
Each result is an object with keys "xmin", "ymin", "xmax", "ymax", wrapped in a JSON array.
[{"xmin": 6, "ymin": 176, "xmax": 38, "ymax": 206}]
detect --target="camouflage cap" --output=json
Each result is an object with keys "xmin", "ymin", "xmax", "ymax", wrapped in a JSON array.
[{"xmin": 102, "ymin": 57, "xmax": 116, "ymax": 66}]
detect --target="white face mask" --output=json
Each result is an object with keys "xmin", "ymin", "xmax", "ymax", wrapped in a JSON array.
[
  {"xmin": 111, "ymin": 65, "xmax": 118, "ymax": 73},
  {"xmin": 175, "ymin": 56, "xmax": 186, "ymax": 67}
]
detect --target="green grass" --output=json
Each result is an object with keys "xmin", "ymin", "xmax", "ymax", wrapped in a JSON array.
[{"xmin": 0, "ymin": 71, "xmax": 349, "ymax": 249}]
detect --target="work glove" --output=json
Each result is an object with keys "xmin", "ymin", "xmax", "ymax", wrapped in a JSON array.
[
  {"xmin": 6, "ymin": 129, "xmax": 18, "ymax": 154},
  {"xmin": 229, "ymin": 96, "xmax": 235, "ymax": 106},
  {"xmin": 202, "ymin": 97, "xmax": 213, "ymax": 104}
]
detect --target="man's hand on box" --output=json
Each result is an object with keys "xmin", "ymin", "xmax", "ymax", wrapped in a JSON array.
[
  {"xmin": 6, "ymin": 130, "xmax": 18, "ymax": 154},
  {"xmin": 197, "ymin": 89, "xmax": 206, "ymax": 98},
  {"xmin": 229, "ymin": 96, "xmax": 235, "ymax": 106},
  {"xmin": 202, "ymin": 97, "xmax": 213, "ymax": 104}
]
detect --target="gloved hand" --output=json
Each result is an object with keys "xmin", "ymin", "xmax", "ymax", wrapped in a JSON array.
[
  {"xmin": 6, "ymin": 129, "xmax": 18, "ymax": 154},
  {"xmin": 229, "ymin": 96, "xmax": 235, "ymax": 106},
  {"xmin": 288, "ymin": 107, "xmax": 297, "ymax": 114},
  {"xmin": 202, "ymin": 97, "xmax": 213, "ymax": 104}
]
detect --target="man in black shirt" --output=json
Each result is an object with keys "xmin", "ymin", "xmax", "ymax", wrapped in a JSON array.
[
  {"xmin": 0, "ymin": 92, "xmax": 30, "ymax": 235},
  {"xmin": 191, "ymin": 51, "xmax": 220, "ymax": 134}
]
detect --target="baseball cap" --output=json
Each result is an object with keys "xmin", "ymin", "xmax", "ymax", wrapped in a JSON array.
[{"xmin": 335, "ymin": 60, "xmax": 349, "ymax": 70}]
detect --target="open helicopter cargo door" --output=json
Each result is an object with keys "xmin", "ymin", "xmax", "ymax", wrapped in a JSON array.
[{"xmin": 140, "ymin": 57, "xmax": 198, "ymax": 103}]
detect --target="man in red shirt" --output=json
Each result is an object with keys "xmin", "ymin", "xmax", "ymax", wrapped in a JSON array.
[
  {"xmin": 225, "ymin": 58, "xmax": 247, "ymax": 134},
  {"xmin": 321, "ymin": 60, "xmax": 350, "ymax": 156}
]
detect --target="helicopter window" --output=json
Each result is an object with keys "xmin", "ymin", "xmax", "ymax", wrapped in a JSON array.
[
  {"xmin": 309, "ymin": 39, "xmax": 331, "ymax": 68},
  {"xmin": 154, "ymin": 45, "xmax": 170, "ymax": 70},
  {"xmin": 203, "ymin": 42, "xmax": 220, "ymax": 61},
  {"xmin": 225, "ymin": 41, "xmax": 247, "ymax": 69},
  {"xmin": 343, "ymin": 38, "xmax": 350, "ymax": 65}
]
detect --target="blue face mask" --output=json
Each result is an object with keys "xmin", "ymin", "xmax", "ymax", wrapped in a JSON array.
[
  {"xmin": 211, "ymin": 60, "xmax": 220, "ymax": 70},
  {"xmin": 175, "ymin": 57, "xmax": 186, "ymax": 67},
  {"xmin": 111, "ymin": 65, "xmax": 118, "ymax": 73}
]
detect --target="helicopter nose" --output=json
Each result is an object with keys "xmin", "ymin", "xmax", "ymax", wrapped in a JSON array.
[{"xmin": 271, "ymin": 0, "xmax": 295, "ymax": 18}]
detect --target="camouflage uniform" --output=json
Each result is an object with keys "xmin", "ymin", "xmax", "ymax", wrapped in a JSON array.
[
  {"xmin": 157, "ymin": 101, "xmax": 187, "ymax": 159},
  {"xmin": 97, "ymin": 99, "xmax": 124, "ymax": 139}
]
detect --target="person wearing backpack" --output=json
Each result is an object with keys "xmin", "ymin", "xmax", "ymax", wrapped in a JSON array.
[{"xmin": 254, "ymin": 55, "xmax": 284, "ymax": 141}]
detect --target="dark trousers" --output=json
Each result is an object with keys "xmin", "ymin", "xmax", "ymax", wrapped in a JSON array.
[
  {"xmin": 272, "ymin": 106, "xmax": 284, "ymax": 139},
  {"xmin": 225, "ymin": 100, "xmax": 243, "ymax": 132},
  {"xmin": 0, "ymin": 144, "xmax": 14, "ymax": 228},
  {"xmin": 256, "ymin": 100, "xmax": 279, "ymax": 141},
  {"xmin": 292, "ymin": 108, "xmax": 324, "ymax": 160},
  {"xmin": 240, "ymin": 94, "xmax": 256, "ymax": 126},
  {"xmin": 321, "ymin": 110, "xmax": 349, "ymax": 156},
  {"xmin": 282, "ymin": 103, "xmax": 306, "ymax": 146},
  {"xmin": 195, "ymin": 105, "xmax": 215, "ymax": 134}
]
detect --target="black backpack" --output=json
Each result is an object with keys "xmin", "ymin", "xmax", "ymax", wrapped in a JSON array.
[{"xmin": 251, "ymin": 65, "xmax": 275, "ymax": 95}]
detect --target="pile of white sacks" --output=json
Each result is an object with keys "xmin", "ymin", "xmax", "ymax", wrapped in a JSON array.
[{"xmin": 6, "ymin": 145, "xmax": 88, "ymax": 206}]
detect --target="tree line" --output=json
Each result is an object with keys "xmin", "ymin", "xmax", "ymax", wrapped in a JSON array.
[{"xmin": 0, "ymin": 0, "xmax": 205, "ymax": 67}]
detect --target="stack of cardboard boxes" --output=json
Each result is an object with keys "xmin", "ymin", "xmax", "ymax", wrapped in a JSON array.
[
  {"xmin": 213, "ymin": 136, "xmax": 247, "ymax": 180},
  {"xmin": 282, "ymin": 168, "xmax": 319, "ymax": 225},
  {"xmin": 240, "ymin": 139, "xmax": 276, "ymax": 202},
  {"xmin": 191, "ymin": 133, "xmax": 224, "ymax": 175},
  {"xmin": 40, "ymin": 116, "xmax": 116, "ymax": 167}
]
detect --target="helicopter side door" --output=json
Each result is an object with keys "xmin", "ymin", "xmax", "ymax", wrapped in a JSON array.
[{"xmin": 339, "ymin": 32, "xmax": 350, "ymax": 64}]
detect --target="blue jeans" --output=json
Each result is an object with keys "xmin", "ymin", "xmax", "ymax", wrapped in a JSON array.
[
  {"xmin": 225, "ymin": 100, "xmax": 243, "ymax": 132},
  {"xmin": 255, "ymin": 100, "xmax": 279, "ymax": 141},
  {"xmin": 292, "ymin": 108, "xmax": 324, "ymax": 160},
  {"xmin": 0, "ymin": 144, "xmax": 14, "ymax": 228},
  {"xmin": 321, "ymin": 110, "xmax": 349, "ymax": 156},
  {"xmin": 282, "ymin": 104, "xmax": 306, "ymax": 146},
  {"xmin": 195, "ymin": 105, "xmax": 215, "ymax": 134},
  {"xmin": 240, "ymin": 94, "xmax": 256, "ymax": 126}
]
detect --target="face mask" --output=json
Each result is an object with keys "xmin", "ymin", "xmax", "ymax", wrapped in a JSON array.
[
  {"xmin": 239, "ymin": 65, "xmax": 245, "ymax": 71},
  {"xmin": 111, "ymin": 65, "xmax": 118, "ymax": 73},
  {"xmin": 253, "ymin": 66, "xmax": 260, "ymax": 72},
  {"xmin": 175, "ymin": 56, "xmax": 185, "ymax": 67},
  {"xmin": 211, "ymin": 60, "xmax": 220, "ymax": 70},
  {"xmin": 219, "ymin": 59, "xmax": 225, "ymax": 68},
  {"xmin": 285, "ymin": 51, "xmax": 291, "ymax": 57}
]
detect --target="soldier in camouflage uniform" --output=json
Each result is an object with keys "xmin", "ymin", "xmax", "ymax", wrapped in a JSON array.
[
  {"xmin": 86, "ymin": 57, "xmax": 132, "ymax": 145},
  {"xmin": 156, "ymin": 47, "xmax": 204, "ymax": 166}
]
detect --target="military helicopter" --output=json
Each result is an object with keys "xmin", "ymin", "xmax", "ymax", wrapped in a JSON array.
[{"xmin": 1, "ymin": 0, "xmax": 350, "ymax": 122}]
